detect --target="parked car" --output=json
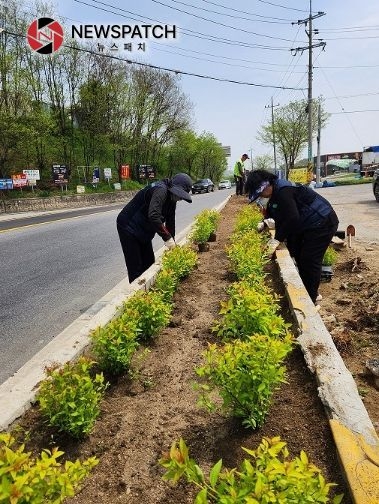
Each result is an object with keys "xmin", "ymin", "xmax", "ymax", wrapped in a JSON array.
[
  {"xmin": 373, "ymin": 168, "xmax": 379, "ymax": 202},
  {"xmin": 218, "ymin": 179, "xmax": 232, "ymax": 189},
  {"xmin": 192, "ymin": 178, "xmax": 214, "ymax": 194}
]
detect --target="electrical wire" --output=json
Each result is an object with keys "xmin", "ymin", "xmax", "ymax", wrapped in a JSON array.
[
  {"xmin": 319, "ymin": 67, "xmax": 363, "ymax": 145},
  {"xmin": 73, "ymin": 0, "xmax": 294, "ymax": 50},
  {"xmin": 200, "ymin": 0, "xmax": 296, "ymax": 21},
  {"xmin": 150, "ymin": 0, "xmax": 302, "ymax": 42},
  {"xmin": 155, "ymin": 0, "xmax": 292, "ymax": 23},
  {"xmin": 1, "ymin": 29, "xmax": 306, "ymax": 90}
]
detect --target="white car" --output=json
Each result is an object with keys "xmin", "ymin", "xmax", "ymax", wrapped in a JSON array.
[{"xmin": 218, "ymin": 179, "xmax": 232, "ymax": 189}]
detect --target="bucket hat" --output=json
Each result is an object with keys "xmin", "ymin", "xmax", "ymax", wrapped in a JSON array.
[{"xmin": 169, "ymin": 173, "xmax": 193, "ymax": 203}]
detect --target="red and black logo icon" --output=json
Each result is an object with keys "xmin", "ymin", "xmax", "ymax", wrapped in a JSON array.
[{"xmin": 27, "ymin": 18, "xmax": 64, "ymax": 54}]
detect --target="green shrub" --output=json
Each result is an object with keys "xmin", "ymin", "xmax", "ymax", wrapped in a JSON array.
[
  {"xmin": 90, "ymin": 317, "xmax": 140, "ymax": 375},
  {"xmin": 37, "ymin": 357, "xmax": 107, "ymax": 438},
  {"xmin": 123, "ymin": 290, "xmax": 172, "ymax": 341},
  {"xmin": 196, "ymin": 333, "xmax": 293, "ymax": 428},
  {"xmin": 0, "ymin": 432, "xmax": 98, "ymax": 503},
  {"xmin": 212, "ymin": 280, "xmax": 289, "ymax": 341},
  {"xmin": 190, "ymin": 209, "xmax": 220, "ymax": 244},
  {"xmin": 323, "ymin": 246, "xmax": 338, "ymax": 266},
  {"xmin": 161, "ymin": 245, "xmax": 198, "ymax": 282},
  {"xmin": 201, "ymin": 209, "xmax": 220, "ymax": 234},
  {"xmin": 190, "ymin": 217, "xmax": 214, "ymax": 245},
  {"xmin": 226, "ymin": 230, "xmax": 268, "ymax": 280},
  {"xmin": 233, "ymin": 204, "xmax": 263, "ymax": 235},
  {"xmin": 153, "ymin": 268, "xmax": 179, "ymax": 303},
  {"xmin": 159, "ymin": 437, "xmax": 343, "ymax": 503}
]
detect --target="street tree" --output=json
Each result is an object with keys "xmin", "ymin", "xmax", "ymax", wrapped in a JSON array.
[{"xmin": 257, "ymin": 99, "xmax": 328, "ymax": 174}]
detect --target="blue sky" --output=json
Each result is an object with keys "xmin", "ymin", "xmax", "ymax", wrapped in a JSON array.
[{"xmin": 52, "ymin": 0, "xmax": 378, "ymax": 168}]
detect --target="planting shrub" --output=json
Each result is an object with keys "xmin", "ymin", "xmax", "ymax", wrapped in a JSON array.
[
  {"xmin": 212, "ymin": 280, "xmax": 289, "ymax": 341},
  {"xmin": 37, "ymin": 357, "xmax": 107, "ymax": 438},
  {"xmin": 153, "ymin": 268, "xmax": 179, "ymax": 303},
  {"xmin": 196, "ymin": 333, "xmax": 293, "ymax": 428},
  {"xmin": 190, "ymin": 209, "xmax": 220, "ymax": 244},
  {"xmin": 226, "ymin": 230, "xmax": 268, "ymax": 280},
  {"xmin": 233, "ymin": 204, "xmax": 263, "ymax": 235},
  {"xmin": 161, "ymin": 245, "xmax": 198, "ymax": 283},
  {"xmin": 90, "ymin": 317, "xmax": 140, "ymax": 375},
  {"xmin": 0, "ymin": 432, "xmax": 98, "ymax": 503},
  {"xmin": 323, "ymin": 246, "xmax": 338, "ymax": 266},
  {"xmin": 201, "ymin": 209, "xmax": 220, "ymax": 234},
  {"xmin": 123, "ymin": 290, "xmax": 172, "ymax": 341},
  {"xmin": 160, "ymin": 437, "xmax": 343, "ymax": 503}
]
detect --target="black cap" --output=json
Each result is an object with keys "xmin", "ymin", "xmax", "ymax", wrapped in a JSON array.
[{"xmin": 169, "ymin": 173, "xmax": 193, "ymax": 203}]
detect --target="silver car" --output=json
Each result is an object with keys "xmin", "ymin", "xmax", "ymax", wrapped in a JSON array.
[{"xmin": 218, "ymin": 180, "xmax": 232, "ymax": 189}]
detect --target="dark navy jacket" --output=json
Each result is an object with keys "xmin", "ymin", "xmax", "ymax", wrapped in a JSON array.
[
  {"xmin": 117, "ymin": 181, "xmax": 175, "ymax": 244},
  {"xmin": 267, "ymin": 179, "xmax": 338, "ymax": 242}
]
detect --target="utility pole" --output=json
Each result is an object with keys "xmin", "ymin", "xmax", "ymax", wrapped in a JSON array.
[
  {"xmin": 291, "ymin": 1, "xmax": 326, "ymax": 170},
  {"xmin": 265, "ymin": 97, "xmax": 279, "ymax": 175},
  {"xmin": 316, "ymin": 101, "xmax": 321, "ymax": 183}
]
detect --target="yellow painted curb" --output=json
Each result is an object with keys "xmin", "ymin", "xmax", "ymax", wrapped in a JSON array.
[{"xmin": 330, "ymin": 419, "xmax": 379, "ymax": 503}]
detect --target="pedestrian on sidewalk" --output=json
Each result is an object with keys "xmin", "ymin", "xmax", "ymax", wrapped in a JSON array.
[
  {"xmin": 117, "ymin": 173, "xmax": 193, "ymax": 283},
  {"xmin": 233, "ymin": 153, "xmax": 249, "ymax": 196},
  {"xmin": 245, "ymin": 169, "xmax": 339, "ymax": 304}
]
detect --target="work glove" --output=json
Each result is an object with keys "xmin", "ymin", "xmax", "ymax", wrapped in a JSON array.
[
  {"xmin": 257, "ymin": 221, "xmax": 265, "ymax": 232},
  {"xmin": 257, "ymin": 218, "xmax": 275, "ymax": 233},
  {"xmin": 263, "ymin": 218, "xmax": 275, "ymax": 230},
  {"xmin": 266, "ymin": 238, "xmax": 280, "ymax": 258},
  {"xmin": 164, "ymin": 238, "xmax": 176, "ymax": 250}
]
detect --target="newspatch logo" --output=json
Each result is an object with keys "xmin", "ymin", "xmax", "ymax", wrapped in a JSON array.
[{"xmin": 27, "ymin": 18, "xmax": 64, "ymax": 54}]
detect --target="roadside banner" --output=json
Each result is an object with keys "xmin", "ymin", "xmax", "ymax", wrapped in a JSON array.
[
  {"xmin": 120, "ymin": 165, "xmax": 130, "ymax": 179},
  {"xmin": 0, "ymin": 179, "xmax": 13, "ymax": 189},
  {"xmin": 288, "ymin": 167, "xmax": 312, "ymax": 184},
  {"xmin": 12, "ymin": 174, "xmax": 28, "ymax": 188},
  {"xmin": 23, "ymin": 169, "xmax": 40, "ymax": 180},
  {"xmin": 52, "ymin": 164, "xmax": 69, "ymax": 185}
]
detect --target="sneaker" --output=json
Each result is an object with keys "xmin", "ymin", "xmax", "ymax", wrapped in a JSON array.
[{"xmin": 316, "ymin": 294, "xmax": 323, "ymax": 302}]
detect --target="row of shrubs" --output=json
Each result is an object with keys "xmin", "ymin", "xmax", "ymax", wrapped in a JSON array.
[
  {"xmin": 0, "ymin": 209, "xmax": 222, "ymax": 503},
  {"xmin": 0, "ymin": 205, "xmax": 343, "ymax": 503},
  {"xmin": 159, "ymin": 204, "xmax": 343, "ymax": 503}
]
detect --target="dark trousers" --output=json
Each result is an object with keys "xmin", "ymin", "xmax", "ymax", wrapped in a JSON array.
[
  {"xmin": 234, "ymin": 175, "xmax": 244, "ymax": 195},
  {"xmin": 117, "ymin": 225, "xmax": 155, "ymax": 283},
  {"xmin": 286, "ymin": 211, "xmax": 338, "ymax": 303}
]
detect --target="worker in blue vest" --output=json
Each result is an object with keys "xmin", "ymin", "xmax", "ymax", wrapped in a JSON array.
[
  {"xmin": 233, "ymin": 153, "xmax": 249, "ymax": 195},
  {"xmin": 117, "ymin": 173, "xmax": 193, "ymax": 283},
  {"xmin": 245, "ymin": 169, "xmax": 339, "ymax": 305}
]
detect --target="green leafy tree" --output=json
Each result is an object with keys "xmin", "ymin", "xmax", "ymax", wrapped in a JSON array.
[
  {"xmin": 193, "ymin": 132, "xmax": 227, "ymax": 182},
  {"xmin": 253, "ymin": 153, "xmax": 274, "ymax": 171},
  {"xmin": 257, "ymin": 99, "xmax": 329, "ymax": 174}
]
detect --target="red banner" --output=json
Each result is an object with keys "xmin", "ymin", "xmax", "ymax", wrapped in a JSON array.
[{"xmin": 120, "ymin": 164, "xmax": 130, "ymax": 179}]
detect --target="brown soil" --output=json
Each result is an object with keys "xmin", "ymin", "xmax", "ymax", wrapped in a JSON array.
[{"xmin": 14, "ymin": 196, "xmax": 379, "ymax": 503}]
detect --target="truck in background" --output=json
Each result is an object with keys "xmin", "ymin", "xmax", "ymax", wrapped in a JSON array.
[{"xmin": 361, "ymin": 146, "xmax": 379, "ymax": 176}]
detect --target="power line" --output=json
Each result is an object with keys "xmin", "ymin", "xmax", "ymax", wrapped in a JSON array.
[
  {"xmin": 330, "ymin": 109, "xmax": 379, "ymax": 114},
  {"xmin": 150, "ymin": 0, "xmax": 307, "ymax": 42},
  {"xmin": 158, "ymin": 0, "xmax": 292, "ymax": 24},
  {"xmin": 152, "ymin": 45, "xmax": 304, "ymax": 72},
  {"xmin": 1, "ymin": 29, "xmax": 306, "ymax": 90},
  {"xmin": 73, "ymin": 0, "xmax": 294, "ymax": 50},
  {"xmin": 200, "ymin": 0, "xmax": 297, "ymax": 20},
  {"xmin": 254, "ymin": 0, "xmax": 308, "ymax": 13}
]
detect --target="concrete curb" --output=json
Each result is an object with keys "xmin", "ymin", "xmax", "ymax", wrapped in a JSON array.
[
  {"xmin": 275, "ymin": 247, "xmax": 379, "ymax": 503},
  {"xmin": 3, "ymin": 195, "xmax": 376, "ymax": 503},
  {"xmin": 0, "ymin": 196, "xmax": 231, "ymax": 431}
]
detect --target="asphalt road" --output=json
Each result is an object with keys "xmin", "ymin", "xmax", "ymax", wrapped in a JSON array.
[
  {"xmin": 0, "ymin": 188, "xmax": 233, "ymax": 384},
  {"xmin": 315, "ymin": 182, "xmax": 378, "ymax": 242}
]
